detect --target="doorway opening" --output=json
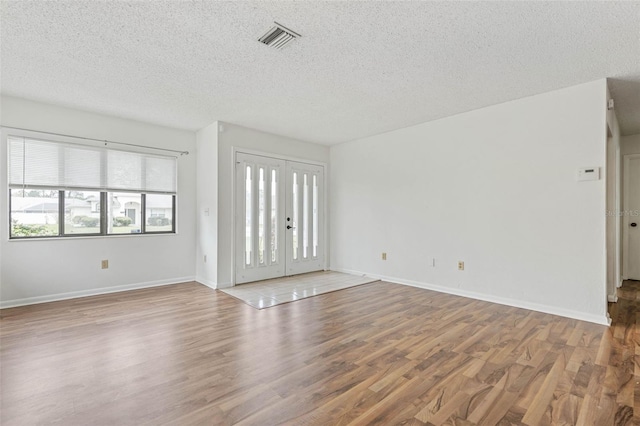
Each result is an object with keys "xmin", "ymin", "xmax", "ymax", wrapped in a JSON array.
[{"xmin": 623, "ymin": 154, "xmax": 640, "ymax": 281}]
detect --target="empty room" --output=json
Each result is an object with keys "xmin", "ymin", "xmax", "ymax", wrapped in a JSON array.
[{"xmin": 1, "ymin": 1, "xmax": 640, "ymax": 425}]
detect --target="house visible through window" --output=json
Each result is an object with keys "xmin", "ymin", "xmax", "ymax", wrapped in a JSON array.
[
  {"xmin": 8, "ymin": 134, "xmax": 177, "ymax": 238},
  {"xmin": 64, "ymin": 190, "xmax": 102, "ymax": 235}
]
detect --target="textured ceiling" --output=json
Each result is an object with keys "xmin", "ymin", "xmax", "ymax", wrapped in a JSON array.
[{"xmin": 1, "ymin": 1, "xmax": 639, "ymax": 144}]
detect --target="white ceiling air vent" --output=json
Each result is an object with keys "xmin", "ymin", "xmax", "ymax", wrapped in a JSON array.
[{"xmin": 258, "ymin": 22, "xmax": 301, "ymax": 50}]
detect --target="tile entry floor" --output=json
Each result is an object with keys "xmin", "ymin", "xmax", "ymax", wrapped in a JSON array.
[{"xmin": 219, "ymin": 271, "xmax": 379, "ymax": 309}]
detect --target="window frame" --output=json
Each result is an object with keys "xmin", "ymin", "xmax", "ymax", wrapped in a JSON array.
[
  {"xmin": 9, "ymin": 189, "xmax": 176, "ymax": 239},
  {"xmin": 8, "ymin": 188, "xmax": 60, "ymax": 239},
  {"xmin": 142, "ymin": 193, "xmax": 177, "ymax": 235},
  {"xmin": 63, "ymin": 190, "xmax": 104, "ymax": 237},
  {"xmin": 8, "ymin": 188, "xmax": 177, "ymax": 240}
]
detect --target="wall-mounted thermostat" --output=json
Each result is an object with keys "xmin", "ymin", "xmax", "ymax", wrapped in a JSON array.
[{"xmin": 577, "ymin": 167, "xmax": 600, "ymax": 181}]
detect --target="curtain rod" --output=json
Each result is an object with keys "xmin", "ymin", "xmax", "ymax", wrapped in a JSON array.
[{"xmin": 1, "ymin": 126, "xmax": 190, "ymax": 156}]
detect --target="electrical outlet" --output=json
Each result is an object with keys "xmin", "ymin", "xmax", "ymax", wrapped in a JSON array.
[
  {"xmin": 101, "ymin": 260, "xmax": 109, "ymax": 269},
  {"xmin": 381, "ymin": 252, "xmax": 387, "ymax": 261},
  {"xmin": 458, "ymin": 261, "xmax": 464, "ymax": 271}
]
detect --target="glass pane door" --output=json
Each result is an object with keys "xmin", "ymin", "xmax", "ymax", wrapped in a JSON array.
[
  {"xmin": 285, "ymin": 161, "xmax": 325, "ymax": 276},
  {"xmin": 235, "ymin": 153, "xmax": 286, "ymax": 284}
]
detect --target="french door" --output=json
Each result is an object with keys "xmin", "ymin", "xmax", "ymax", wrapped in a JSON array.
[{"xmin": 235, "ymin": 152, "xmax": 325, "ymax": 284}]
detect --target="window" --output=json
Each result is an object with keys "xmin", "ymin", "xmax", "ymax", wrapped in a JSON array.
[
  {"xmin": 9, "ymin": 189, "xmax": 59, "ymax": 237},
  {"xmin": 107, "ymin": 192, "xmax": 142, "ymax": 234},
  {"xmin": 145, "ymin": 194, "xmax": 174, "ymax": 233},
  {"xmin": 65, "ymin": 190, "xmax": 101, "ymax": 235},
  {"xmin": 8, "ymin": 135, "xmax": 177, "ymax": 239}
]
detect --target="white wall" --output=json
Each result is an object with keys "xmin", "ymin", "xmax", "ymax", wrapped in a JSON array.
[
  {"xmin": 621, "ymin": 133, "xmax": 640, "ymax": 155},
  {"xmin": 195, "ymin": 122, "xmax": 218, "ymax": 288},
  {"xmin": 216, "ymin": 122, "xmax": 329, "ymax": 286},
  {"xmin": 330, "ymin": 80, "xmax": 609, "ymax": 324},
  {"xmin": 0, "ymin": 96, "xmax": 197, "ymax": 307}
]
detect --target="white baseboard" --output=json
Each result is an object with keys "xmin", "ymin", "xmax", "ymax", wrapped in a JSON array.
[
  {"xmin": 0, "ymin": 276, "xmax": 196, "ymax": 309},
  {"xmin": 331, "ymin": 268, "xmax": 611, "ymax": 326},
  {"xmin": 195, "ymin": 277, "xmax": 218, "ymax": 289},
  {"xmin": 194, "ymin": 278, "xmax": 233, "ymax": 290},
  {"xmin": 608, "ymin": 293, "xmax": 619, "ymax": 303}
]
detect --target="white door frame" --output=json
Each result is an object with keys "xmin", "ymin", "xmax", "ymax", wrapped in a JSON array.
[
  {"xmin": 230, "ymin": 147, "xmax": 328, "ymax": 286},
  {"xmin": 605, "ymin": 134, "xmax": 623, "ymax": 304},
  {"xmin": 615, "ymin": 143, "xmax": 622, "ymax": 288},
  {"xmin": 622, "ymin": 153, "xmax": 640, "ymax": 280}
]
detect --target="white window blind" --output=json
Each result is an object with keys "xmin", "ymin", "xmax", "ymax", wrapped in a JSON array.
[{"xmin": 8, "ymin": 136, "xmax": 177, "ymax": 194}]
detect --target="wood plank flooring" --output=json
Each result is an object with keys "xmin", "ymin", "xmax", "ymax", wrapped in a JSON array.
[{"xmin": 0, "ymin": 280, "xmax": 637, "ymax": 425}]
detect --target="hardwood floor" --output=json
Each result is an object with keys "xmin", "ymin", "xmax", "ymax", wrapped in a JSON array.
[{"xmin": 0, "ymin": 280, "xmax": 637, "ymax": 425}]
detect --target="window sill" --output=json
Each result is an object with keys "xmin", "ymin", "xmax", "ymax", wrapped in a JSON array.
[{"xmin": 8, "ymin": 232, "xmax": 178, "ymax": 242}]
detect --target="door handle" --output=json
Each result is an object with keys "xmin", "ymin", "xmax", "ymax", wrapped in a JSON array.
[{"xmin": 632, "ymin": 223, "xmax": 637, "ymax": 227}]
